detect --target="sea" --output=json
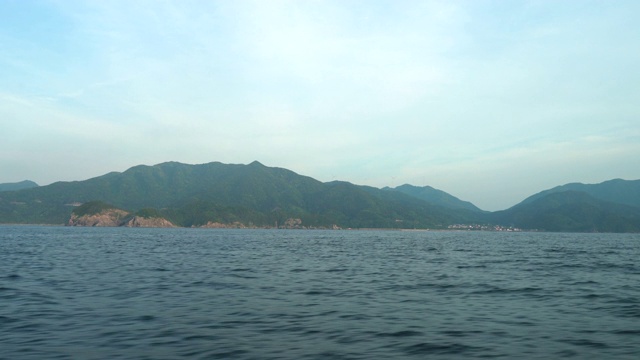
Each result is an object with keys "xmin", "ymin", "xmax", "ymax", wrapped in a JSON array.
[{"xmin": 1, "ymin": 226, "xmax": 639, "ymax": 359}]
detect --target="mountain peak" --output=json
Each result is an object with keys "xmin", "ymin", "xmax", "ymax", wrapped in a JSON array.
[
  {"xmin": 387, "ymin": 184, "xmax": 483, "ymax": 212},
  {"xmin": 0, "ymin": 180, "xmax": 39, "ymax": 192},
  {"xmin": 518, "ymin": 178, "xmax": 640, "ymax": 209},
  {"xmin": 1, "ymin": 161, "xmax": 639, "ymax": 232}
]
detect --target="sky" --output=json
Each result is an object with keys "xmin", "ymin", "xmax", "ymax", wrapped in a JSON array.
[{"xmin": 1, "ymin": 0, "xmax": 639, "ymax": 211}]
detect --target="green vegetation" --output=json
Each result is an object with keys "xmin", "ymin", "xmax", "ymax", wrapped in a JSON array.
[
  {"xmin": 385, "ymin": 184, "xmax": 484, "ymax": 212},
  {"xmin": 0, "ymin": 161, "xmax": 639, "ymax": 232},
  {"xmin": 72, "ymin": 201, "xmax": 121, "ymax": 216},
  {"xmin": 134, "ymin": 208, "xmax": 164, "ymax": 219},
  {"xmin": 518, "ymin": 179, "xmax": 640, "ymax": 209},
  {"xmin": 0, "ymin": 180, "xmax": 39, "ymax": 192},
  {"xmin": 491, "ymin": 191, "xmax": 640, "ymax": 232}
]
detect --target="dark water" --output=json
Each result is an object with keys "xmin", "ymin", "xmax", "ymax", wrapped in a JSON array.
[{"xmin": 1, "ymin": 227, "xmax": 639, "ymax": 359}]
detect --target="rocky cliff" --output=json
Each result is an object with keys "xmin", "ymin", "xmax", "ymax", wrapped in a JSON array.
[
  {"xmin": 122, "ymin": 216, "xmax": 176, "ymax": 228},
  {"xmin": 67, "ymin": 204, "xmax": 175, "ymax": 228},
  {"xmin": 68, "ymin": 209, "xmax": 129, "ymax": 227},
  {"xmin": 198, "ymin": 221, "xmax": 250, "ymax": 229}
]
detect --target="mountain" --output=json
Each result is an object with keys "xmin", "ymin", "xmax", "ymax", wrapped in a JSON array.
[
  {"xmin": 0, "ymin": 180, "xmax": 38, "ymax": 192},
  {"xmin": 1, "ymin": 161, "xmax": 638, "ymax": 232},
  {"xmin": 384, "ymin": 184, "xmax": 484, "ymax": 212},
  {"xmin": 519, "ymin": 179, "xmax": 640, "ymax": 208},
  {"xmin": 0, "ymin": 161, "xmax": 482, "ymax": 228},
  {"xmin": 494, "ymin": 178, "xmax": 640, "ymax": 232},
  {"xmin": 492, "ymin": 191, "xmax": 640, "ymax": 232}
]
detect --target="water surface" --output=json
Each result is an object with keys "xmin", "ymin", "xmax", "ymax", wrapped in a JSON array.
[{"xmin": 1, "ymin": 227, "xmax": 639, "ymax": 359}]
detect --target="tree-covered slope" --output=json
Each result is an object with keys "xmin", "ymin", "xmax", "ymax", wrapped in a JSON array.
[
  {"xmin": 0, "ymin": 180, "xmax": 38, "ymax": 192},
  {"xmin": 1, "ymin": 161, "xmax": 638, "ymax": 232},
  {"xmin": 492, "ymin": 191, "xmax": 640, "ymax": 232},
  {"xmin": 0, "ymin": 161, "xmax": 479, "ymax": 228},
  {"xmin": 519, "ymin": 179, "xmax": 640, "ymax": 209},
  {"xmin": 385, "ymin": 184, "xmax": 484, "ymax": 212}
]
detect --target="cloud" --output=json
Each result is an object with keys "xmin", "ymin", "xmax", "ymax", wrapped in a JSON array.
[{"xmin": 1, "ymin": 0, "xmax": 638, "ymax": 210}]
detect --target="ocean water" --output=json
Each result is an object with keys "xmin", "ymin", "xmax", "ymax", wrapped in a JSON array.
[{"xmin": 1, "ymin": 226, "xmax": 639, "ymax": 359}]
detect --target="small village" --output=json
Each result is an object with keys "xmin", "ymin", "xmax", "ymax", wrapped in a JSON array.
[{"xmin": 447, "ymin": 224, "xmax": 524, "ymax": 232}]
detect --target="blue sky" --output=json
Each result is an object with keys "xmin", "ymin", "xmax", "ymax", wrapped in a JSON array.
[{"xmin": 1, "ymin": 0, "xmax": 639, "ymax": 211}]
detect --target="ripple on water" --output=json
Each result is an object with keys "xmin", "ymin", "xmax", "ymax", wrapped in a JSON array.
[
  {"xmin": 403, "ymin": 341, "xmax": 488, "ymax": 356},
  {"xmin": 1, "ymin": 228, "xmax": 639, "ymax": 359},
  {"xmin": 375, "ymin": 330, "xmax": 424, "ymax": 337}
]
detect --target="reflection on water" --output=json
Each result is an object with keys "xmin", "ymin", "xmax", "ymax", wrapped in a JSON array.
[{"xmin": 1, "ymin": 227, "xmax": 639, "ymax": 359}]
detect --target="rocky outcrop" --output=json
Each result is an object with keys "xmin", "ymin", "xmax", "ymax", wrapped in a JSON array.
[
  {"xmin": 68, "ymin": 209, "xmax": 175, "ymax": 228},
  {"xmin": 198, "ymin": 221, "xmax": 248, "ymax": 229},
  {"xmin": 68, "ymin": 209, "xmax": 129, "ymax": 227},
  {"xmin": 122, "ymin": 216, "xmax": 176, "ymax": 228}
]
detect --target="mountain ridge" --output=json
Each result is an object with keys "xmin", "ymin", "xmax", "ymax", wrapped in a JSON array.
[
  {"xmin": 517, "ymin": 179, "xmax": 640, "ymax": 209},
  {"xmin": 0, "ymin": 161, "xmax": 638, "ymax": 232},
  {"xmin": 492, "ymin": 190, "xmax": 640, "ymax": 232},
  {"xmin": 0, "ymin": 180, "xmax": 39, "ymax": 192},
  {"xmin": 384, "ymin": 184, "xmax": 484, "ymax": 212}
]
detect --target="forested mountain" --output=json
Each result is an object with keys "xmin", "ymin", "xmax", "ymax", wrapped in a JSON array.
[
  {"xmin": 0, "ymin": 161, "xmax": 483, "ymax": 228},
  {"xmin": 518, "ymin": 179, "xmax": 640, "ymax": 208},
  {"xmin": 384, "ymin": 184, "xmax": 484, "ymax": 212},
  {"xmin": 0, "ymin": 161, "xmax": 638, "ymax": 232},
  {"xmin": 0, "ymin": 180, "xmax": 38, "ymax": 192},
  {"xmin": 491, "ymin": 191, "xmax": 640, "ymax": 233}
]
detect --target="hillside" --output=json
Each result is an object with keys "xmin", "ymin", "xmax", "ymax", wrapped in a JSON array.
[
  {"xmin": 0, "ymin": 180, "xmax": 38, "ymax": 192},
  {"xmin": 0, "ymin": 161, "xmax": 482, "ymax": 228},
  {"xmin": 492, "ymin": 191, "xmax": 640, "ymax": 232},
  {"xmin": 384, "ymin": 184, "xmax": 484, "ymax": 212},
  {"xmin": 519, "ymin": 179, "xmax": 640, "ymax": 208},
  {"xmin": 1, "ymin": 161, "xmax": 638, "ymax": 232}
]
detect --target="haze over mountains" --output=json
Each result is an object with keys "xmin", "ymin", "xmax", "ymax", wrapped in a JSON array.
[
  {"xmin": 518, "ymin": 179, "xmax": 640, "ymax": 209},
  {"xmin": 0, "ymin": 161, "xmax": 638, "ymax": 232},
  {"xmin": 0, "ymin": 180, "xmax": 38, "ymax": 192}
]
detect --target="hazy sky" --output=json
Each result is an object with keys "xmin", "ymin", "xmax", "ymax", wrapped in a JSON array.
[{"xmin": 1, "ymin": 0, "xmax": 639, "ymax": 211}]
